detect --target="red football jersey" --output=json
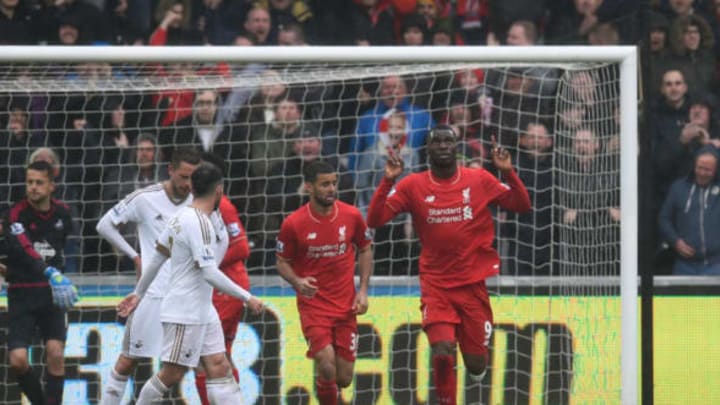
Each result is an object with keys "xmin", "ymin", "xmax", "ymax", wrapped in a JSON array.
[
  {"xmin": 383, "ymin": 166, "xmax": 515, "ymax": 288},
  {"xmin": 218, "ymin": 196, "xmax": 250, "ymax": 288},
  {"xmin": 277, "ymin": 201, "xmax": 372, "ymax": 316}
]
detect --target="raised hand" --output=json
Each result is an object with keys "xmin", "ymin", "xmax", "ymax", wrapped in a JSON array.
[
  {"xmin": 384, "ymin": 156, "xmax": 404, "ymax": 181},
  {"xmin": 563, "ymin": 209, "xmax": 578, "ymax": 225},
  {"xmin": 44, "ymin": 267, "xmax": 79, "ymax": 310},
  {"xmin": 490, "ymin": 135, "xmax": 513, "ymax": 173},
  {"xmin": 161, "ymin": 8, "xmax": 183, "ymax": 29}
]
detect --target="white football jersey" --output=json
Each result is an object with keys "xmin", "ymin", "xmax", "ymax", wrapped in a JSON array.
[
  {"xmin": 157, "ymin": 207, "xmax": 222, "ymax": 325},
  {"xmin": 209, "ymin": 209, "xmax": 229, "ymax": 264},
  {"xmin": 107, "ymin": 183, "xmax": 193, "ymax": 298}
]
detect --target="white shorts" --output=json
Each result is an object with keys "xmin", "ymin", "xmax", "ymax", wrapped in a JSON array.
[
  {"xmin": 122, "ymin": 296, "xmax": 163, "ymax": 358},
  {"xmin": 160, "ymin": 320, "xmax": 225, "ymax": 368}
]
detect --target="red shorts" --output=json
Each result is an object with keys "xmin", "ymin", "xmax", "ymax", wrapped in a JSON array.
[
  {"xmin": 212, "ymin": 271, "xmax": 249, "ymax": 354},
  {"xmin": 299, "ymin": 310, "xmax": 358, "ymax": 362},
  {"xmin": 420, "ymin": 281, "xmax": 494, "ymax": 357}
]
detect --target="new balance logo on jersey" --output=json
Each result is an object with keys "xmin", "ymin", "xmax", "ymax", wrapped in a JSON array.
[
  {"xmin": 54, "ymin": 219, "xmax": 64, "ymax": 230},
  {"xmin": 307, "ymin": 232, "xmax": 317, "ymax": 240},
  {"xmin": 424, "ymin": 195, "xmax": 436, "ymax": 203}
]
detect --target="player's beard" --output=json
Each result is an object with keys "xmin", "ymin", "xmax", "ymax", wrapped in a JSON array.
[
  {"xmin": 429, "ymin": 153, "xmax": 456, "ymax": 170},
  {"xmin": 313, "ymin": 192, "xmax": 335, "ymax": 208},
  {"xmin": 27, "ymin": 193, "xmax": 50, "ymax": 207},
  {"xmin": 171, "ymin": 182, "xmax": 189, "ymax": 201}
]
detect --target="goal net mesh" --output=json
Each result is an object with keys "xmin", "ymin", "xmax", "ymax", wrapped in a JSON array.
[{"xmin": 0, "ymin": 59, "xmax": 622, "ymax": 404}]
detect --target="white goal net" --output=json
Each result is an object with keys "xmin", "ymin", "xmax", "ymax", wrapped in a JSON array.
[{"xmin": 0, "ymin": 46, "xmax": 637, "ymax": 405}]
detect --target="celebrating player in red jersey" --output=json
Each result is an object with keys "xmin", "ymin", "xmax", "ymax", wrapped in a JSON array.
[
  {"xmin": 367, "ymin": 124, "xmax": 531, "ymax": 404},
  {"xmin": 276, "ymin": 160, "xmax": 373, "ymax": 405}
]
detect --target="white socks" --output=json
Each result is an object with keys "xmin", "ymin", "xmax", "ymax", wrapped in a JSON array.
[
  {"xmin": 100, "ymin": 368, "xmax": 129, "ymax": 405},
  {"xmin": 109, "ymin": 369, "xmax": 243, "ymax": 404},
  {"xmin": 468, "ymin": 369, "xmax": 488, "ymax": 382},
  {"xmin": 136, "ymin": 374, "xmax": 170, "ymax": 405},
  {"xmin": 207, "ymin": 376, "xmax": 244, "ymax": 405}
]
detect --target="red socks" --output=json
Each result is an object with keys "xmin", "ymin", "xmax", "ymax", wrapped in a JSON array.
[
  {"xmin": 195, "ymin": 373, "xmax": 209, "ymax": 405},
  {"xmin": 433, "ymin": 354, "xmax": 457, "ymax": 405},
  {"xmin": 316, "ymin": 377, "xmax": 338, "ymax": 405}
]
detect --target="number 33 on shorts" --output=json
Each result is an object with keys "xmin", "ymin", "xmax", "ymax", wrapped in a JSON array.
[{"xmin": 349, "ymin": 332, "xmax": 359, "ymax": 357}]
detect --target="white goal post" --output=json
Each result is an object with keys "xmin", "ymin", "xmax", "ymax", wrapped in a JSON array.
[{"xmin": 0, "ymin": 45, "xmax": 638, "ymax": 405}]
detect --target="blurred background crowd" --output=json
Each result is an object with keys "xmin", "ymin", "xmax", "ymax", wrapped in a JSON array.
[{"xmin": 0, "ymin": 0, "xmax": 716, "ymax": 277}]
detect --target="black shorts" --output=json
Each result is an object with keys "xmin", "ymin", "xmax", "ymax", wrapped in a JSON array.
[{"xmin": 7, "ymin": 286, "xmax": 67, "ymax": 350}]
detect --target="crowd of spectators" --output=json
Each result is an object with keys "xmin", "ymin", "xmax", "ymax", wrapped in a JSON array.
[{"xmin": 1, "ymin": 0, "xmax": 718, "ymax": 276}]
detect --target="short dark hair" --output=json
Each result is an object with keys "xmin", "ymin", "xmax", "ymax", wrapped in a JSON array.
[
  {"xmin": 428, "ymin": 124, "xmax": 458, "ymax": 141},
  {"xmin": 303, "ymin": 160, "xmax": 335, "ymax": 183},
  {"xmin": 275, "ymin": 96, "xmax": 301, "ymax": 111},
  {"xmin": 522, "ymin": 118, "xmax": 548, "ymax": 132},
  {"xmin": 191, "ymin": 162, "xmax": 223, "ymax": 197},
  {"xmin": 27, "ymin": 160, "xmax": 55, "ymax": 180},
  {"xmin": 171, "ymin": 147, "xmax": 201, "ymax": 169},
  {"xmin": 201, "ymin": 152, "xmax": 226, "ymax": 176},
  {"xmin": 402, "ymin": 13, "xmax": 427, "ymax": 36}
]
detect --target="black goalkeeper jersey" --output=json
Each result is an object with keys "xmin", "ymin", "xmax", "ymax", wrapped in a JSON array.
[{"xmin": 2, "ymin": 198, "xmax": 74, "ymax": 285}]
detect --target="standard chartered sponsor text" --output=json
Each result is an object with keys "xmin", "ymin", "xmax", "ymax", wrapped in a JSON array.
[
  {"xmin": 427, "ymin": 206, "xmax": 467, "ymax": 224},
  {"xmin": 428, "ymin": 207, "xmax": 462, "ymax": 215}
]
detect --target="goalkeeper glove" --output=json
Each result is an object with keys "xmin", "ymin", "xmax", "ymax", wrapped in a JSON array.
[{"xmin": 44, "ymin": 267, "xmax": 79, "ymax": 310}]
